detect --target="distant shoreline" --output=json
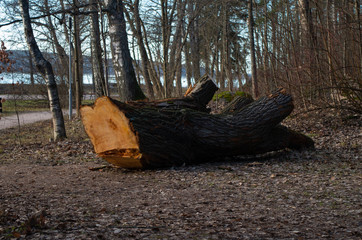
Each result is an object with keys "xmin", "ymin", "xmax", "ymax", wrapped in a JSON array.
[{"xmin": 0, "ymin": 72, "xmax": 116, "ymax": 85}]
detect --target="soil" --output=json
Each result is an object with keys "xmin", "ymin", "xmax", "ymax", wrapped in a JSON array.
[{"xmin": 0, "ymin": 107, "xmax": 361, "ymax": 239}]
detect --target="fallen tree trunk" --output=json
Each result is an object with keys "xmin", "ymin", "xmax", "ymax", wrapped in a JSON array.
[
  {"xmin": 221, "ymin": 95, "xmax": 314, "ymax": 152},
  {"xmin": 220, "ymin": 95, "xmax": 254, "ymax": 114},
  {"xmin": 81, "ymin": 88, "xmax": 314, "ymax": 169},
  {"xmin": 127, "ymin": 74, "xmax": 218, "ymax": 112}
]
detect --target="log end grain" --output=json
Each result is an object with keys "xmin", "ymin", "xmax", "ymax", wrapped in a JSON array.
[{"xmin": 80, "ymin": 96, "xmax": 143, "ymax": 168}]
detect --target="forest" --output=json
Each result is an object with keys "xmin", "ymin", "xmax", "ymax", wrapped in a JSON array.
[
  {"xmin": 0, "ymin": 0, "xmax": 360, "ymax": 110},
  {"xmin": 0, "ymin": 0, "xmax": 361, "ymax": 239}
]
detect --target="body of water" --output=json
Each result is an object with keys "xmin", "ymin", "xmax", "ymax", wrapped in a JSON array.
[
  {"xmin": 0, "ymin": 72, "xmax": 224, "ymax": 89},
  {"xmin": 0, "ymin": 72, "xmax": 191, "ymax": 87},
  {"xmin": 0, "ymin": 72, "xmax": 117, "ymax": 85}
]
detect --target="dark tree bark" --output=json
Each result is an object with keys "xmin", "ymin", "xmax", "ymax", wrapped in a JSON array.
[
  {"xmin": 188, "ymin": 0, "xmax": 201, "ymax": 81},
  {"xmin": 220, "ymin": 95, "xmax": 313, "ymax": 152},
  {"xmin": 90, "ymin": 0, "xmax": 107, "ymax": 97},
  {"xmin": 220, "ymin": 95, "xmax": 254, "ymax": 114},
  {"xmin": 221, "ymin": 0, "xmax": 233, "ymax": 92},
  {"xmin": 105, "ymin": 0, "xmax": 146, "ymax": 101},
  {"xmin": 124, "ymin": 0, "xmax": 155, "ymax": 99},
  {"xmin": 19, "ymin": 0, "xmax": 66, "ymax": 140},
  {"xmin": 161, "ymin": 0, "xmax": 169, "ymax": 98},
  {"xmin": 81, "ymin": 85, "xmax": 314, "ymax": 169},
  {"xmin": 73, "ymin": 0, "xmax": 83, "ymax": 117},
  {"xmin": 169, "ymin": 0, "xmax": 186, "ymax": 97},
  {"xmin": 127, "ymin": 74, "xmax": 218, "ymax": 112},
  {"xmin": 248, "ymin": 0, "xmax": 259, "ymax": 98}
]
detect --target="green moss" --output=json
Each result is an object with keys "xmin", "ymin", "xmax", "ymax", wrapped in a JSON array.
[
  {"xmin": 81, "ymin": 100, "xmax": 95, "ymax": 105},
  {"xmin": 212, "ymin": 91, "xmax": 233, "ymax": 102},
  {"xmin": 234, "ymin": 91, "xmax": 251, "ymax": 98}
]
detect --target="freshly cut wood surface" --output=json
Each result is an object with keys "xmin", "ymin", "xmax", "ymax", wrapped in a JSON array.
[{"xmin": 81, "ymin": 97, "xmax": 142, "ymax": 168}]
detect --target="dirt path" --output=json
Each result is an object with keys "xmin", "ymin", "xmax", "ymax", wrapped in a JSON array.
[
  {"xmin": 0, "ymin": 110, "xmax": 73, "ymax": 130},
  {"xmin": 0, "ymin": 111, "xmax": 53, "ymax": 130}
]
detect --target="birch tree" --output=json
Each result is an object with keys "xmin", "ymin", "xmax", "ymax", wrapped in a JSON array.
[
  {"xmin": 104, "ymin": 0, "xmax": 145, "ymax": 101},
  {"xmin": 90, "ymin": 0, "xmax": 107, "ymax": 97},
  {"xmin": 19, "ymin": 0, "xmax": 66, "ymax": 140}
]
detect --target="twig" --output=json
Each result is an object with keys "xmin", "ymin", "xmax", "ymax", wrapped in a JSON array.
[
  {"xmin": 0, "ymin": 4, "xmax": 99, "ymax": 28},
  {"xmin": 88, "ymin": 165, "xmax": 115, "ymax": 171}
]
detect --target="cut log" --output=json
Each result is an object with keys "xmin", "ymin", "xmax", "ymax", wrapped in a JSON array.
[
  {"xmin": 81, "ymin": 88, "xmax": 314, "ymax": 169},
  {"xmin": 127, "ymin": 74, "xmax": 218, "ymax": 112},
  {"xmin": 183, "ymin": 74, "xmax": 219, "ymax": 106},
  {"xmin": 220, "ymin": 94, "xmax": 314, "ymax": 152}
]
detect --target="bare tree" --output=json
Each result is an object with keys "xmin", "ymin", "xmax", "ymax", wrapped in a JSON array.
[
  {"xmin": 90, "ymin": 0, "xmax": 107, "ymax": 97},
  {"xmin": 248, "ymin": 0, "xmax": 258, "ymax": 98},
  {"xmin": 124, "ymin": 0, "xmax": 156, "ymax": 99},
  {"xmin": 19, "ymin": 0, "xmax": 66, "ymax": 140},
  {"xmin": 104, "ymin": 0, "xmax": 145, "ymax": 101},
  {"xmin": 188, "ymin": 0, "xmax": 201, "ymax": 82}
]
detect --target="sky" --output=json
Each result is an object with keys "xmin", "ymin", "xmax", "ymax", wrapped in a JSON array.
[{"xmin": 0, "ymin": 12, "xmax": 26, "ymax": 50}]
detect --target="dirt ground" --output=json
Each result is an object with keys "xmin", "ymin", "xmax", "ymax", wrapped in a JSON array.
[{"xmin": 0, "ymin": 108, "xmax": 361, "ymax": 239}]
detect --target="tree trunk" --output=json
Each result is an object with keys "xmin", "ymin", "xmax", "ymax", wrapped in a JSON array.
[
  {"xmin": 99, "ymin": 2, "xmax": 110, "ymax": 97},
  {"xmin": 128, "ymin": 74, "xmax": 218, "ymax": 112},
  {"xmin": 220, "ymin": 95, "xmax": 254, "ymax": 114},
  {"xmin": 169, "ymin": 0, "xmax": 185, "ymax": 97},
  {"xmin": 28, "ymin": 50, "xmax": 34, "ymax": 85},
  {"xmin": 44, "ymin": 0, "xmax": 69, "ymax": 86},
  {"xmin": 73, "ymin": 0, "xmax": 83, "ymax": 117},
  {"xmin": 81, "ymin": 83, "xmax": 314, "ymax": 169},
  {"xmin": 161, "ymin": 0, "xmax": 170, "ymax": 98},
  {"xmin": 188, "ymin": 0, "xmax": 201, "ymax": 82},
  {"xmin": 124, "ymin": 0, "xmax": 155, "ymax": 99},
  {"xmin": 90, "ymin": 0, "xmax": 107, "ymax": 97},
  {"xmin": 184, "ymin": 43, "xmax": 192, "ymax": 87},
  {"xmin": 140, "ymin": 19, "xmax": 164, "ymax": 98},
  {"xmin": 263, "ymin": 0, "xmax": 270, "ymax": 92},
  {"xmin": 60, "ymin": 0, "xmax": 76, "ymax": 100},
  {"xmin": 270, "ymin": 1, "xmax": 277, "ymax": 87},
  {"xmin": 298, "ymin": 0, "xmax": 321, "ymax": 101},
  {"xmin": 221, "ymin": 1, "xmax": 229, "ymax": 91},
  {"xmin": 357, "ymin": 0, "xmax": 362, "ymax": 79},
  {"xmin": 248, "ymin": 0, "xmax": 259, "ymax": 98},
  {"xmin": 105, "ymin": 0, "xmax": 146, "ymax": 101},
  {"xmin": 342, "ymin": 0, "xmax": 353, "ymax": 78},
  {"xmin": 19, "ymin": 0, "xmax": 66, "ymax": 140}
]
